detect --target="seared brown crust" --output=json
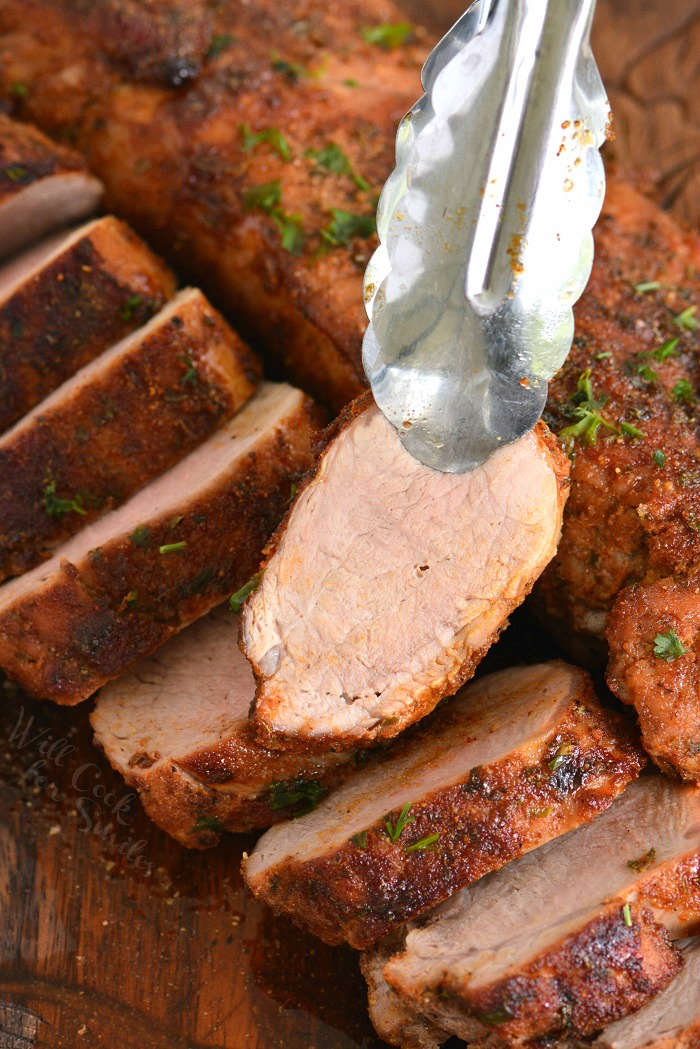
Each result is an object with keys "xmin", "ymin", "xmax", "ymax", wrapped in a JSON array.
[
  {"xmin": 0, "ymin": 392, "xmax": 317, "ymax": 704},
  {"xmin": 0, "ymin": 111, "xmax": 89, "ymax": 206},
  {"xmin": 249, "ymin": 683, "xmax": 644, "ymax": 948},
  {"xmin": 0, "ymin": 291, "xmax": 260, "ymax": 580},
  {"xmin": 606, "ymin": 573, "xmax": 700, "ymax": 781},
  {"xmin": 0, "ymin": 1, "xmax": 429, "ymax": 408},
  {"xmin": 0, "ymin": 216, "xmax": 176, "ymax": 432},
  {"xmin": 535, "ymin": 179, "xmax": 700, "ymax": 661}
]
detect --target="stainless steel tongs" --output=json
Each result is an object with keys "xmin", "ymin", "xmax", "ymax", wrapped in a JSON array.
[{"xmin": 363, "ymin": 0, "xmax": 610, "ymax": 472}]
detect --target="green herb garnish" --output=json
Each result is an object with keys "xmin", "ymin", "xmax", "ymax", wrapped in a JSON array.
[
  {"xmin": 634, "ymin": 280, "xmax": 660, "ymax": 294},
  {"xmin": 243, "ymin": 180, "xmax": 282, "ymax": 214},
  {"xmin": 241, "ymin": 124, "xmax": 291, "ymax": 162},
  {"xmin": 229, "ymin": 571, "xmax": 263, "ymax": 613},
  {"xmin": 43, "ymin": 481, "xmax": 87, "ymax": 518},
  {"xmin": 10, "ymin": 82, "xmax": 29, "ymax": 99},
  {"xmin": 672, "ymin": 379, "xmax": 694, "ymax": 403},
  {"xmin": 272, "ymin": 210, "xmax": 306, "ymax": 254},
  {"xmin": 268, "ymin": 777, "xmax": 325, "ymax": 814},
  {"xmin": 207, "ymin": 33, "xmax": 236, "ymax": 59},
  {"xmin": 622, "ymin": 903, "xmax": 633, "ymax": 927},
  {"xmin": 406, "ymin": 832, "xmax": 440, "ymax": 853},
  {"xmin": 620, "ymin": 421, "xmax": 645, "ymax": 439},
  {"xmin": 361, "ymin": 22, "xmax": 413, "ymax": 49},
  {"xmin": 674, "ymin": 306, "xmax": 698, "ymax": 331},
  {"xmin": 637, "ymin": 363, "xmax": 658, "ymax": 384},
  {"xmin": 385, "ymin": 803, "xmax": 413, "ymax": 843},
  {"xmin": 130, "ymin": 524, "xmax": 151, "ymax": 548},
  {"xmin": 271, "ymin": 56, "xmax": 306, "ymax": 81},
  {"xmin": 627, "ymin": 847, "xmax": 656, "ymax": 872},
  {"xmin": 242, "ymin": 180, "xmax": 305, "ymax": 253},
  {"xmin": 477, "ymin": 1007, "xmax": 513, "ymax": 1028},
  {"xmin": 120, "ymin": 294, "xmax": 142, "ymax": 321},
  {"xmin": 193, "ymin": 814, "xmax": 224, "ymax": 833},
  {"xmin": 306, "ymin": 142, "xmax": 369, "ymax": 191},
  {"xmin": 3, "ymin": 165, "xmax": 28, "ymax": 183},
  {"xmin": 548, "ymin": 743, "xmax": 572, "ymax": 772},
  {"xmin": 343, "ymin": 78, "xmax": 360, "ymax": 88},
  {"xmin": 159, "ymin": 541, "xmax": 187, "ymax": 555},
  {"xmin": 180, "ymin": 351, "xmax": 199, "ymax": 387},
  {"xmin": 321, "ymin": 208, "xmax": 376, "ymax": 248},
  {"xmin": 653, "ymin": 629, "xmax": 686, "ymax": 661},
  {"xmin": 653, "ymin": 449, "xmax": 666, "ymax": 468},
  {"xmin": 559, "ymin": 369, "xmax": 617, "ymax": 446},
  {"xmin": 651, "ymin": 337, "xmax": 680, "ymax": 362},
  {"xmin": 351, "ymin": 830, "xmax": 368, "ymax": 849}
]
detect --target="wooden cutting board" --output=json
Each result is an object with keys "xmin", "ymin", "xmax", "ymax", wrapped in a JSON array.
[{"xmin": 0, "ymin": 4, "xmax": 697, "ymax": 1048}]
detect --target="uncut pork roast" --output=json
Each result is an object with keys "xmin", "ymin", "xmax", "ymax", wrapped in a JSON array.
[
  {"xmin": 0, "ymin": 113, "xmax": 102, "ymax": 259},
  {"xmin": 243, "ymin": 398, "xmax": 569, "ymax": 749},
  {"xmin": 92, "ymin": 609, "xmax": 355, "ymax": 849},
  {"xmin": 245, "ymin": 661, "xmax": 643, "ymax": 949},
  {"xmin": 363, "ymin": 776, "xmax": 700, "ymax": 1049}
]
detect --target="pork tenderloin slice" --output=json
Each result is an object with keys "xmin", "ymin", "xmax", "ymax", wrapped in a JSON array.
[
  {"xmin": 91, "ymin": 608, "xmax": 355, "ymax": 848},
  {"xmin": 0, "ymin": 215, "xmax": 176, "ymax": 432},
  {"xmin": 373, "ymin": 776, "xmax": 700, "ymax": 1048},
  {"xmin": 245, "ymin": 661, "xmax": 643, "ymax": 948},
  {"xmin": 606, "ymin": 573, "xmax": 700, "ymax": 782},
  {"xmin": 593, "ymin": 939, "xmax": 700, "ymax": 1049},
  {"xmin": 0, "ymin": 383, "xmax": 317, "ymax": 705},
  {"xmin": 0, "ymin": 114, "xmax": 102, "ymax": 258},
  {"xmin": 244, "ymin": 399, "xmax": 569, "ymax": 750},
  {"xmin": 0, "ymin": 287, "xmax": 260, "ymax": 580}
]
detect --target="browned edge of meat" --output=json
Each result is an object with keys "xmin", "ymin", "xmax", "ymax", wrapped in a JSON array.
[
  {"xmin": 361, "ymin": 939, "xmax": 450, "ymax": 1049},
  {"xmin": 0, "ymin": 383, "xmax": 318, "ymax": 704},
  {"xmin": 606, "ymin": 572, "xmax": 700, "ymax": 781},
  {"xmin": 0, "ymin": 1, "xmax": 433, "ymax": 408},
  {"xmin": 0, "ymin": 215, "xmax": 176, "ymax": 432},
  {"xmin": 91, "ymin": 609, "xmax": 356, "ymax": 849},
  {"xmin": 245, "ymin": 665, "xmax": 644, "ymax": 949},
  {"xmin": 0, "ymin": 287, "xmax": 260, "ymax": 581},
  {"xmin": 533, "ymin": 178, "xmax": 700, "ymax": 664},
  {"xmin": 243, "ymin": 396, "xmax": 570, "ymax": 752},
  {"xmin": 0, "ymin": 112, "xmax": 103, "ymax": 258}
]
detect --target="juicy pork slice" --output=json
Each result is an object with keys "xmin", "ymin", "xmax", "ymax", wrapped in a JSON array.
[
  {"xmin": 606, "ymin": 573, "xmax": 700, "ymax": 782},
  {"xmin": 593, "ymin": 939, "xmax": 700, "ymax": 1049},
  {"xmin": 0, "ymin": 287, "xmax": 259, "ymax": 581},
  {"xmin": 0, "ymin": 383, "xmax": 317, "ymax": 704},
  {"xmin": 91, "ymin": 608, "xmax": 355, "ymax": 849},
  {"xmin": 366, "ymin": 776, "xmax": 700, "ymax": 1049},
  {"xmin": 245, "ymin": 662, "xmax": 643, "ymax": 949},
  {"xmin": 0, "ymin": 113, "xmax": 102, "ymax": 259},
  {"xmin": 0, "ymin": 215, "xmax": 176, "ymax": 432},
  {"xmin": 243, "ymin": 399, "xmax": 569, "ymax": 750}
]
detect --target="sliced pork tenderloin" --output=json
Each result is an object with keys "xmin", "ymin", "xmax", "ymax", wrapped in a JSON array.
[
  {"xmin": 0, "ymin": 113, "xmax": 102, "ymax": 259},
  {"xmin": 366, "ymin": 776, "xmax": 700, "ymax": 1049},
  {"xmin": 0, "ymin": 383, "xmax": 317, "ymax": 705},
  {"xmin": 245, "ymin": 662, "xmax": 643, "ymax": 949},
  {"xmin": 0, "ymin": 287, "xmax": 259, "ymax": 580},
  {"xmin": 593, "ymin": 938, "xmax": 700, "ymax": 1049},
  {"xmin": 606, "ymin": 574, "xmax": 700, "ymax": 782},
  {"xmin": 243, "ymin": 398, "xmax": 569, "ymax": 751},
  {"xmin": 0, "ymin": 215, "xmax": 176, "ymax": 432},
  {"xmin": 91, "ymin": 608, "xmax": 355, "ymax": 849}
]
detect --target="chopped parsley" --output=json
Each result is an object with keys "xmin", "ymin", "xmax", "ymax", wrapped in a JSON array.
[
  {"xmin": 653, "ymin": 449, "xmax": 666, "ymax": 468},
  {"xmin": 229, "ymin": 571, "xmax": 263, "ymax": 613},
  {"xmin": 271, "ymin": 55, "xmax": 306, "ymax": 81},
  {"xmin": 351, "ymin": 830, "xmax": 368, "ymax": 849},
  {"xmin": 634, "ymin": 280, "xmax": 660, "ymax": 294},
  {"xmin": 240, "ymin": 124, "xmax": 291, "ymax": 162},
  {"xmin": 620, "ymin": 421, "xmax": 645, "ymax": 439},
  {"xmin": 159, "ymin": 541, "xmax": 187, "ymax": 555},
  {"xmin": 385, "ymin": 802, "xmax": 413, "ymax": 843},
  {"xmin": 43, "ymin": 481, "xmax": 87, "ymax": 519},
  {"xmin": 130, "ymin": 524, "xmax": 151, "ymax": 548},
  {"xmin": 3, "ymin": 165, "xmax": 28, "ymax": 183},
  {"xmin": 622, "ymin": 902, "xmax": 633, "ymax": 927},
  {"xmin": 406, "ymin": 832, "xmax": 440, "ymax": 853},
  {"xmin": 627, "ymin": 847, "xmax": 656, "ymax": 872},
  {"xmin": 193, "ymin": 814, "xmax": 224, "ymax": 833},
  {"xmin": 343, "ymin": 78, "xmax": 360, "ymax": 88},
  {"xmin": 120, "ymin": 294, "xmax": 142, "ymax": 321},
  {"xmin": 180, "ymin": 351, "xmax": 199, "ymax": 387},
  {"xmin": 305, "ymin": 142, "xmax": 369, "ymax": 191},
  {"xmin": 559, "ymin": 369, "xmax": 617, "ymax": 446},
  {"xmin": 321, "ymin": 208, "xmax": 376, "ymax": 248},
  {"xmin": 207, "ymin": 33, "xmax": 236, "ymax": 58},
  {"xmin": 361, "ymin": 22, "xmax": 413, "ymax": 49},
  {"xmin": 672, "ymin": 379, "xmax": 694, "ymax": 403},
  {"xmin": 272, "ymin": 210, "xmax": 306, "ymax": 254},
  {"xmin": 10, "ymin": 82, "xmax": 29, "ymax": 99},
  {"xmin": 674, "ymin": 305, "xmax": 698, "ymax": 331},
  {"xmin": 653, "ymin": 629, "xmax": 686, "ymax": 662},
  {"xmin": 268, "ymin": 777, "xmax": 325, "ymax": 814},
  {"xmin": 637, "ymin": 363, "xmax": 658, "ymax": 384},
  {"xmin": 123, "ymin": 590, "xmax": 138, "ymax": 607},
  {"xmin": 242, "ymin": 180, "xmax": 305, "ymax": 254},
  {"xmin": 651, "ymin": 337, "xmax": 679, "ymax": 362},
  {"xmin": 243, "ymin": 180, "xmax": 282, "ymax": 214}
]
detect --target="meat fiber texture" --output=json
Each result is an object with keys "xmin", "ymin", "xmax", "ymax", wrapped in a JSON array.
[
  {"xmin": 0, "ymin": 287, "xmax": 260, "ymax": 581},
  {"xmin": 243, "ymin": 397, "xmax": 569, "ymax": 750},
  {"xmin": 245, "ymin": 661, "xmax": 643, "ymax": 948},
  {"xmin": 0, "ymin": 383, "xmax": 317, "ymax": 704},
  {"xmin": 0, "ymin": 215, "xmax": 176, "ymax": 432},
  {"xmin": 364, "ymin": 775, "xmax": 700, "ymax": 1048},
  {"xmin": 0, "ymin": 0, "xmax": 430, "ymax": 409},
  {"xmin": 92, "ymin": 608, "xmax": 356, "ymax": 849},
  {"xmin": 0, "ymin": 113, "xmax": 102, "ymax": 259}
]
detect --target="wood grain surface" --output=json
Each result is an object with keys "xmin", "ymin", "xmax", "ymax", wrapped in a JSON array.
[{"xmin": 0, "ymin": 3, "xmax": 698, "ymax": 1049}]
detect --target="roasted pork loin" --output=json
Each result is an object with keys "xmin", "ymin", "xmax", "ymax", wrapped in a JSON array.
[
  {"xmin": 0, "ymin": 113, "xmax": 102, "ymax": 259},
  {"xmin": 0, "ymin": 383, "xmax": 317, "ymax": 704},
  {"xmin": 243, "ymin": 398, "xmax": 569, "ymax": 750},
  {"xmin": 593, "ymin": 938, "xmax": 700, "ymax": 1049},
  {"xmin": 365, "ymin": 776, "xmax": 700, "ymax": 1048},
  {"xmin": 0, "ymin": 0, "xmax": 428, "ymax": 408},
  {"xmin": 0, "ymin": 288, "xmax": 259, "ymax": 580},
  {"xmin": 0, "ymin": 215, "xmax": 176, "ymax": 432},
  {"xmin": 245, "ymin": 662, "xmax": 643, "ymax": 948},
  {"xmin": 92, "ymin": 609, "xmax": 355, "ymax": 849}
]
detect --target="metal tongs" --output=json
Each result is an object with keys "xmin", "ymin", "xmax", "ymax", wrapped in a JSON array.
[{"xmin": 363, "ymin": 0, "xmax": 610, "ymax": 472}]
